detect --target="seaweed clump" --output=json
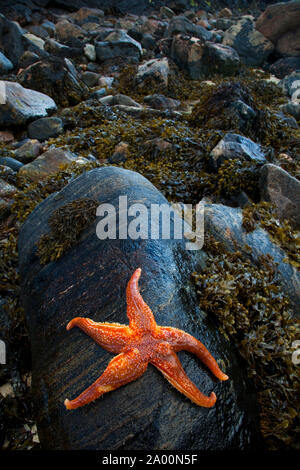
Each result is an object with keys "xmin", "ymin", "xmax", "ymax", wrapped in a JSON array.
[
  {"xmin": 189, "ymin": 80, "xmax": 297, "ymax": 151},
  {"xmin": 38, "ymin": 199, "xmax": 99, "ymax": 264},
  {"xmin": 193, "ymin": 236, "xmax": 300, "ymax": 450},
  {"xmin": 37, "ymin": 199, "xmax": 99, "ymax": 265}
]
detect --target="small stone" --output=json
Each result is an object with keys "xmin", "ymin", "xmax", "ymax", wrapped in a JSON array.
[
  {"xmin": 142, "ymin": 137, "xmax": 174, "ymax": 160},
  {"xmin": 276, "ymin": 28, "xmax": 300, "ymax": 57},
  {"xmin": 256, "ymin": 1, "xmax": 300, "ymax": 44},
  {"xmin": 23, "ymin": 33, "xmax": 45, "ymax": 50},
  {"xmin": 0, "ymin": 178, "xmax": 17, "ymax": 197},
  {"xmin": 218, "ymin": 8, "xmax": 233, "ymax": 18},
  {"xmin": 141, "ymin": 33, "xmax": 156, "ymax": 51},
  {"xmin": 164, "ymin": 15, "xmax": 212, "ymax": 41},
  {"xmin": 99, "ymin": 94, "xmax": 142, "ymax": 108},
  {"xmin": 136, "ymin": 58, "xmax": 170, "ymax": 87},
  {"xmin": 279, "ymin": 71, "xmax": 300, "ymax": 98},
  {"xmin": 95, "ymin": 30, "xmax": 142, "ymax": 63},
  {"xmin": 45, "ymin": 39, "xmax": 83, "ymax": 59},
  {"xmin": 98, "ymin": 76, "xmax": 114, "ymax": 88},
  {"xmin": 27, "ymin": 25, "xmax": 49, "ymax": 40},
  {"xmin": 215, "ymin": 18, "xmax": 233, "ymax": 31},
  {"xmin": 27, "ymin": 117, "xmax": 63, "ymax": 141},
  {"xmin": 84, "ymin": 44, "xmax": 96, "ymax": 62},
  {"xmin": 171, "ymin": 37, "xmax": 240, "ymax": 79},
  {"xmin": 144, "ymin": 94, "xmax": 180, "ymax": 110},
  {"xmin": 276, "ymin": 113, "xmax": 298, "ymax": 129},
  {"xmin": 197, "ymin": 19, "xmax": 211, "ymax": 29},
  {"xmin": 269, "ymin": 57, "xmax": 300, "ymax": 79},
  {"xmin": 18, "ymin": 148, "xmax": 77, "ymax": 181},
  {"xmin": 70, "ymin": 7, "xmax": 104, "ymax": 24},
  {"xmin": 0, "ymin": 383, "xmax": 15, "ymax": 398},
  {"xmin": 18, "ymin": 51, "xmax": 40, "ymax": 69},
  {"xmin": 205, "ymin": 202, "xmax": 300, "ymax": 316},
  {"xmin": 17, "ymin": 58, "xmax": 87, "ymax": 107},
  {"xmin": 0, "ymin": 178, "xmax": 18, "ymax": 219},
  {"xmin": 160, "ymin": 6, "xmax": 175, "ymax": 19},
  {"xmin": 0, "ymin": 157, "xmax": 23, "ymax": 171},
  {"xmin": 108, "ymin": 142, "xmax": 129, "ymax": 163},
  {"xmin": 0, "ymin": 81, "xmax": 57, "ymax": 126},
  {"xmin": 90, "ymin": 88, "xmax": 107, "ymax": 100},
  {"xmin": 223, "ymin": 18, "xmax": 274, "ymax": 66},
  {"xmin": 81, "ymin": 71, "xmax": 100, "ymax": 87},
  {"xmin": 22, "ymin": 372, "xmax": 32, "ymax": 388},
  {"xmin": 41, "ymin": 20, "xmax": 56, "ymax": 36},
  {"xmin": 0, "ymin": 15, "xmax": 24, "ymax": 66},
  {"xmin": 280, "ymin": 101, "xmax": 300, "ymax": 121}
]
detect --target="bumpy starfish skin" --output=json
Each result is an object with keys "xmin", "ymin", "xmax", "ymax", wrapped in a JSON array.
[{"xmin": 64, "ymin": 268, "xmax": 228, "ymax": 410}]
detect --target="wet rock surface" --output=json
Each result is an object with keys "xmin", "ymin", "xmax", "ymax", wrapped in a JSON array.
[{"xmin": 18, "ymin": 167, "xmax": 261, "ymax": 450}]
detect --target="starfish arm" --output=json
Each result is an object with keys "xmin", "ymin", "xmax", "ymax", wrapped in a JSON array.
[
  {"xmin": 126, "ymin": 268, "xmax": 157, "ymax": 333},
  {"xmin": 159, "ymin": 327, "xmax": 228, "ymax": 381},
  {"xmin": 151, "ymin": 343, "xmax": 216, "ymax": 408},
  {"xmin": 65, "ymin": 348, "xmax": 148, "ymax": 410},
  {"xmin": 66, "ymin": 317, "xmax": 132, "ymax": 354}
]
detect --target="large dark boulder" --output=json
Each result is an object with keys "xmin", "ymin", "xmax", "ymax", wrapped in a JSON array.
[
  {"xmin": 18, "ymin": 167, "xmax": 262, "ymax": 450},
  {"xmin": 17, "ymin": 57, "xmax": 88, "ymax": 107}
]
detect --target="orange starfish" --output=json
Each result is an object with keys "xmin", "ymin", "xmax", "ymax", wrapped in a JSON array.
[{"xmin": 64, "ymin": 268, "xmax": 228, "ymax": 410}]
